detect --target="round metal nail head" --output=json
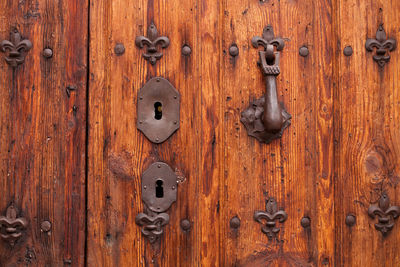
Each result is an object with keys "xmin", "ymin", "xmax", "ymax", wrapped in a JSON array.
[
  {"xmin": 229, "ymin": 216, "xmax": 241, "ymax": 229},
  {"xmin": 181, "ymin": 219, "xmax": 191, "ymax": 231},
  {"xmin": 114, "ymin": 43, "xmax": 125, "ymax": 55},
  {"xmin": 182, "ymin": 45, "xmax": 192, "ymax": 56},
  {"xmin": 43, "ymin": 48, "xmax": 53, "ymax": 58},
  {"xmin": 299, "ymin": 46, "xmax": 309, "ymax": 57},
  {"xmin": 345, "ymin": 214, "xmax": 356, "ymax": 226},
  {"xmin": 229, "ymin": 44, "xmax": 239, "ymax": 57},
  {"xmin": 343, "ymin": 46, "xmax": 353, "ymax": 56},
  {"xmin": 300, "ymin": 216, "xmax": 311, "ymax": 228},
  {"xmin": 41, "ymin": 220, "xmax": 52, "ymax": 232}
]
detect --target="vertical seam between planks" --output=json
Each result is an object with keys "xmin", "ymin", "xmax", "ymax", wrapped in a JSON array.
[
  {"xmin": 84, "ymin": 0, "xmax": 91, "ymax": 266},
  {"xmin": 219, "ymin": 0, "xmax": 224, "ymax": 265},
  {"xmin": 196, "ymin": 0, "xmax": 201, "ymax": 264},
  {"xmin": 332, "ymin": 0, "xmax": 340, "ymax": 265}
]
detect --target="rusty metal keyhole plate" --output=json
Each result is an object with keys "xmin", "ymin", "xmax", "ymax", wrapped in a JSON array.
[
  {"xmin": 137, "ymin": 77, "xmax": 180, "ymax": 143},
  {"xmin": 142, "ymin": 162, "xmax": 177, "ymax": 213}
]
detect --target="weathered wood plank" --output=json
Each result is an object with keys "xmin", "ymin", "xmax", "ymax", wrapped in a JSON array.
[
  {"xmin": 87, "ymin": 0, "xmax": 200, "ymax": 266},
  {"xmin": 195, "ymin": 0, "xmax": 224, "ymax": 266},
  {"xmin": 221, "ymin": 0, "xmax": 334, "ymax": 266},
  {"xmin": 0, "ymin": 0, "xmax": 88, "ymax": 266},
  {"xmin": 335, "ymin": 0, "xmax": 400, "ymax": 266}
]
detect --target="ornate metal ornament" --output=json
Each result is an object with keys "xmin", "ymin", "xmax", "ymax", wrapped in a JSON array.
[
  {"xmin": 368, "ymin": 193, "xmax": 399, "ymax": 236},
  {"xmin": 251, "ymin": 25, "xmax": 285, "ymax": 51},
  {"xmin": 241, "ymin": 25, "xmax": 291, "ymax": 144},
  {"xmin": 135, "ymin": 162, "xmax": 177, "ymax": 243},
  {"xmin": 0, "ymin": 29, "xmax": 32, "ymax": 67},
  {"xmin": 254, "ymin": 197, "xmax": 287, "ymax": 240},
  {"xmin": 137, "ymin": 77, "xmax": 180, "ymax": 144},
  {"xmin": 135, "ymin": 22, "xmax": 170, "ymax": 65},
  {"xmin": 365, "ymin": 24, "xmax": 397, "ymax": 67},
  {"xmin": 0, "ymin": 204, "xmax": 28, "ymax": 246},
  {"xmin": 135, "ymin": 213, "xmax": 170, "ymax": 243}
]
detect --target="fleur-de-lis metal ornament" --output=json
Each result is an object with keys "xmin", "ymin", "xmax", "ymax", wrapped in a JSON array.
[
  {"xmin": 251, "ymin": 24, "xmax": 285, "ymax": 53},
  {"xmin": 135, "ymin": 22, "xmax": 170, "ymax": 65},
  {"xmin": 135, "ymin": 213, "xmax": 169, "ymax": 243},
  {"xmin": 254, "ymin": 197, "xmax": 288, "ymax": 240},
  {"xmin": 368, "ymin": 193, "xmax": 400, "ymax": 236},
  {"xmin": 365, "ymin": 24, "xmax": 397, "ymax": 67},
  {"xmin": 0, "ymin": 204, "xmax": 28, "ymax": 247},
  {"xmin": 0, "ymin": 29, "xmax": 32, "ymax": 68}
]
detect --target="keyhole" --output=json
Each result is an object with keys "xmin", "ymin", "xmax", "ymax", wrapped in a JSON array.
[
  {"xmin": 154, "ymin": 102, "xmax": 162, "ymax": 120},
  {"xmin": 155, "ymin": 180, "xmax": 164, "ymax": 198}
]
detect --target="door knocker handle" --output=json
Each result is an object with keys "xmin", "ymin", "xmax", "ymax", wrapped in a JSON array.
[{"xmin": 241, "ymin": 25, "xmax": 291, "ymax": 144}]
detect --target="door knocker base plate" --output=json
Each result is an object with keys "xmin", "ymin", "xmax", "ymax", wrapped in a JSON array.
[{"xmin": 241, "ymin": 96, "xmax": 291, "ymax": 144}]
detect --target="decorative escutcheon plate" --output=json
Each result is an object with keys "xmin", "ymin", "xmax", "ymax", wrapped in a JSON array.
[
  {"xmin": 137, "ymin": 77, "xmax": 180, "ymax": 144},
  {"xmin": 141, "ymin": 162, "xmax": 177, "ymax": 213}
]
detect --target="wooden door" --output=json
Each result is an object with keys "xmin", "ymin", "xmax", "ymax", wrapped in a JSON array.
[{"xmin": 0, "ymin": 0, "xmax": 399, "ymax": 266}]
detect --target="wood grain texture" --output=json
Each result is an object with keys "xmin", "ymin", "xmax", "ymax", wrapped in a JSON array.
[
  {"xmin": 221, "ymin": 0, "xmax": 334, "ymax": 266},
  {"xmin": 88, "ymin": 0, "xmax": 336, "ymax": 266},
  {"xmin": 87, "ymin": 0, "xmax": 201, "ymax": 266},
  {"xmin": 334, "ymin": 0, "xmax": 400, "ymax": 266},
  {"xmin": 0, "ymin": 0, "xmax": 88, "ymax": 266},
  {"xmin": 1, "ymin": 0, "xmax": 398, "ymax": 266}
]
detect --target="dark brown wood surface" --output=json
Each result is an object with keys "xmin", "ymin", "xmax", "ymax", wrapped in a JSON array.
[
  {"xmin": 0, "ymin": 0, "xmax": 399, "ymax": 266},
  {"xmin": 0, "ymin": 0, "xmax": 88, "ymax": 266}
]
